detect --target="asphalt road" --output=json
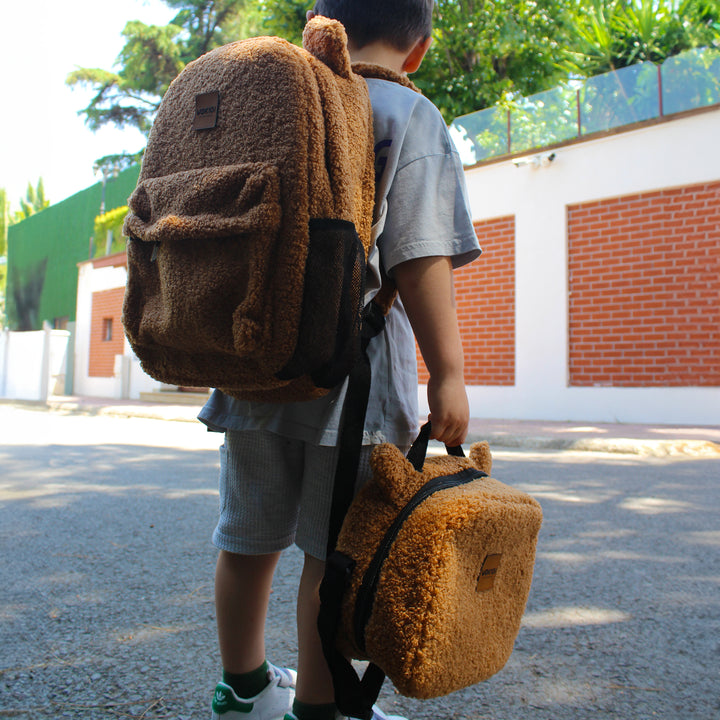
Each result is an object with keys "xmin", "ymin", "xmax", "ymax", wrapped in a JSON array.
[{"xmin": 1, "ymin": 406, "xmax": 718, "ymax": 720}]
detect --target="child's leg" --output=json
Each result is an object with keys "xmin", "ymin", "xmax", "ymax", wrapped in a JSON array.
[
  {"xmin": 292, "ymin": 445, "xmax": 377, "ymax": 708},
  {"xmin": 215, "ymin": 549, "xmax": 281, "ymax": 673},
  {"xmin": 295, "ymin": 553, "xmax": 334, "ymax": 704}
]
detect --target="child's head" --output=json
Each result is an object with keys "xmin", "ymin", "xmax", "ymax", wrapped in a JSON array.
[{"xmin": 311, "ymin": 0, "xmax": 434, "ymax": 52}]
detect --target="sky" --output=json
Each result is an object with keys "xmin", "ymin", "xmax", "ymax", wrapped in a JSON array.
[{"xmin": 0, "ymin": 0, "xmax": 177, "ymax": 210}]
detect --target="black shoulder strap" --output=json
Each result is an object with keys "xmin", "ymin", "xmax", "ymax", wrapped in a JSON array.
[
  {"xmin": 319, "ymin": 300, "xmax": 388, "ymax": 720},
  {"xmin": 325, "ymin": 300, "xmax": 386, "ymax": 555}
]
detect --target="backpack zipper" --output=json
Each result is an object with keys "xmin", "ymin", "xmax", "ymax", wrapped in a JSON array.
[{"xmin": 352, "ymin": 467, "xmax": 488, "ymax": 652}]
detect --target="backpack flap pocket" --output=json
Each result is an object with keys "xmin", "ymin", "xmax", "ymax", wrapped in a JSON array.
[
  {"xmin": 123, "ymin": 163, "xmax": 281, "ymax": 358},
  {"xmin": 124, "ymin": 163, "xmax": 281, "ymax": 242}
]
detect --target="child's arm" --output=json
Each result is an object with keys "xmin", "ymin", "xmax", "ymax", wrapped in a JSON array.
[{"xmin": 393, "ymin": 255, "xmax": 469, "ymax": 447}]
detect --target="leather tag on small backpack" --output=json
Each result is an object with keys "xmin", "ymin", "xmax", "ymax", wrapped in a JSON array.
[
  {"xmin": 476, "ymin": 553, "xmax": 502, "ymax": 592},
  {"xmin": 194, "ymin": 91, "xmax": 219, "ymax": 130}
]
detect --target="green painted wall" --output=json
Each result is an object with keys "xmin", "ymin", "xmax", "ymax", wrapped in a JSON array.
[{"xmin": 6, "ymin": 166, "xmax": 139, "ymax": 330}]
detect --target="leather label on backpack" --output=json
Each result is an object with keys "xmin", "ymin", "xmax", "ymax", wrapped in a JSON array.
[
  {"xmin": 194, "ymin": 91, "xmax": 219, "ymax": 130},
  {"xmin": 476, "ymin": 554, "xmax": 502, "ymax": 592}
]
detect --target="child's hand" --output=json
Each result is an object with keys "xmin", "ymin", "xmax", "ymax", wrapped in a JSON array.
[{"xmin": 427, "ymin": 372, "xmax": 469, "ymax": 448}]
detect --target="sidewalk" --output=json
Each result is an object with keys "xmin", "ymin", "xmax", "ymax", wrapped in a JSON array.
[{"xmin": 5, "ymin": 395, "xmax": 719, "ymax": 457}]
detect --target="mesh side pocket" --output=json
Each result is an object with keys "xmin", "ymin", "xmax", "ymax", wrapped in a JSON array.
[{"xmin": 276, "ymin": 218, "xmax": 366, "ymax": 388}]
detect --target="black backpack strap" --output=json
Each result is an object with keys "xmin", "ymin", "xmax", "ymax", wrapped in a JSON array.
[
  {"xmin": 318, "ymin": 552, "xmax": 385, "ymax": 720},
  {"xmin": 325, "ymin": 300, "xmax": 386, "ymax": 556},
  {"xmin": 406, "ymin": 420, "xmax": 465, "ymax": 471},
  {"xmin": 319, "ymin": 299, "xmax": 387, "ymax": 720}
]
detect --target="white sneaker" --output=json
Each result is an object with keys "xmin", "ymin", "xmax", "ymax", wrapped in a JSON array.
[
  {"xmin": 212, "ymin": 663, "xmax": 297, "ymax": 720},
  {"xmin": 283, "ymin": 705, "xmax": 407, "ymax": 720},
  {"xmin": 368, "ymin": 705, "xmax": 408, "ymax": 720}
]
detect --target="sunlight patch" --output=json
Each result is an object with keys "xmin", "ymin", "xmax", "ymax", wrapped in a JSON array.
[
  {"xmin": 682, "ymin": 530, "xmax": 720, "ymax": 547},
  {"xmin": 523, "ymin": 605, "xmax": 630, "ymax": 629},
  {"xmin": 529, "ymin": 678, "xmax": 602, "ymax": 706},
  {"xmin": 537, "ymin": 551, "xmax": 592, "ymax": 565},
  {"xmin": 520, "ymin": 484, "xmax": 613, "ymax": 504},
  {"xmin": 619, "ymin": 496, "xmax": 694, "ymax": 514}
]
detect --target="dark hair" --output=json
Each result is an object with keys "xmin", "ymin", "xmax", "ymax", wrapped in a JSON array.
[{"xmin": 313, "ymin": 0, "xmax": 434, "ymax": 51}]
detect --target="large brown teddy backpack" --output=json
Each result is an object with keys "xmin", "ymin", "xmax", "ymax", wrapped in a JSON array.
[
  {"xmin": 319, "ymin": 423, "xmax": 543, "ymax": 720},
  {"xmin": 122, "ymin": 17, "xmax": 377, "ymax": 402}
]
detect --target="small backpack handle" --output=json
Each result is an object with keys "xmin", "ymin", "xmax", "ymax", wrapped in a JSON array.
[{"xmin": 406, "ymin": 421, "xmax": 465, "ymax": 472}]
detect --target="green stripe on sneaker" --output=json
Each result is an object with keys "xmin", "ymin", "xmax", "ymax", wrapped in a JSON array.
[{"xmin": 212, "ymin": 685, "xmax": 254, "ymax": 714}]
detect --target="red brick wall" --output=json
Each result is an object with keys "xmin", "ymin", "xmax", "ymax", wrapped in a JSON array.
[
  {"xmin": 417, "ymin": 216, "xmax": 516, "ymax": 386},
  {"xmin": 89, "ymin": 287, "xmax": 126, "ymax": 377},
  {"xmin": 568, "ymin": 181, "xmax": 720, "ymax": 386}
]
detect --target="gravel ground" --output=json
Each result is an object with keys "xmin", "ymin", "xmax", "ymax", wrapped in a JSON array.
[{"xmin": 1, "ymin": 408, "xmax": 719, "ymax": 719}]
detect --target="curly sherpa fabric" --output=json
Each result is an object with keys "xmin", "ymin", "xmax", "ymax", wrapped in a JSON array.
[
  {"xmin": 334, "ymin": 441, "xmax": 543, "ymax": 699},
  {"xmin": 122, "ymin": 17, "xmax": 376, "ymax": 401}
]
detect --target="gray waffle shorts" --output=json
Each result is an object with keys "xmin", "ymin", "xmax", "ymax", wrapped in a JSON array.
[{"xmin": 212, "ymin": 429, "xmax": 376, "ymax": 560}]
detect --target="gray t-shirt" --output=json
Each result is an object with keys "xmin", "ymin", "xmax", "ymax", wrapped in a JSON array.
[{"xmin": 198, "ymin": 78, "xmax": 481, "ymax": 447}]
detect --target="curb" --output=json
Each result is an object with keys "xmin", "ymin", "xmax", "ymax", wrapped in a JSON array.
[
  {"xmin": 4, "ymin": 399, "xmax": 719, "ymax": 457},
  {"xmin": 48, "ymin": 401, "xmax": 202, "ymax": 423},
  {"xmin": 469, "ymin": 433, "xmax": 720, "ymax": 458}
]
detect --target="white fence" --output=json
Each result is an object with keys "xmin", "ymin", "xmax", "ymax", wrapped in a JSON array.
[{"xmin": 0, "ymin": 325, "xmax": 70, "ymax": 401}]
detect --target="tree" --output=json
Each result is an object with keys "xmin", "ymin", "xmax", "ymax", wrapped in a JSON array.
[
  {"xmin": 563, "ymin": 0, "xmax": 720, "ymax": 77},
  {"xmin": 93, "ymin": 206, "xmax": 129, "ymax": 258},
  {"xmin": 67, "ymin": 0, "xmax": 255, "ymax": 137},
  {"xmin": 413, "ymin": 0, "xmax": 575, "ymax": 121},
  {"xmin": 249, "ymin": 0, "xmax": 312, "ymax": 45},
  {"xmin": 14, "ymin": 179, "xmax": 50, "ymax": 222},
  {"xmin": 67, "ymin": 0, "xmax": 720, "ymax": 141}
]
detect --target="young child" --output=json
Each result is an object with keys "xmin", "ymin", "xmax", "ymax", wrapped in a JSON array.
[{"xmin": 199, "ymin": 1, "xmax": 481, "ymax": 719}]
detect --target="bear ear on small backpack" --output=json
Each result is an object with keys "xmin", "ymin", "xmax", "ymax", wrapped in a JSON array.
[
  {"xmin": 368, "ymin": 444, "xmax": 419, "ymax": 506},
  {"xmin": 469, "ymin": 441, "xmax": 493, "ymax": 476}
]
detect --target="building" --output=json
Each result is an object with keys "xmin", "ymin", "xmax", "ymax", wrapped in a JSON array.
[{"xmin": 4, "ymin": 53, "xmax": 719, "ymax": 423}]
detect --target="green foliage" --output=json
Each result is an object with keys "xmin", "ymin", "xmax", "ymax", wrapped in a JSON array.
[
  {"xmin": 67, "ymin": 1, "xmax": 255, "ymax": 143},
  {"xmin": 66, "ymin": 0, "xmax": 720, "ymax": 146},
  {"xmin": 94, "ymin": 206, "xmax": 128, "ymax": 237},
  {"xmin": 67, "ymin": 22, "xmax": 185, "ymax": 135},
  {"xmin": 14, "ymin": 179, "xmax": 50, "ymax": 223},
  {"xmin": 93, "ymin": 206, "xmax": 129, "ymax": 258},
  {"xmin": 413, "ymin": 0, "xmax": 575, "ymax": 121},
  {"xmin": 249, "ymin": 0, "xmax": 313, "ymax": 45},
  {"xmin": 563, "ymin": 0, "xmax": 720, "ymax": 77}
]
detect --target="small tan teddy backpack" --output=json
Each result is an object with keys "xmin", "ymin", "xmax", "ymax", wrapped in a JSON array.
[
  {"xmin": 122, "ymin": 17, "xmax": 379, "ymax": 403},
  {"xmin": 319, "ymin": 423, "xmax": 543, "ymax": 719}
]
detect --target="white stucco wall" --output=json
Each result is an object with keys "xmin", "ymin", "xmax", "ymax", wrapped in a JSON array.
[
  {"xmin": 430, "ymin": 107, "xmax": 720, "ymax": 425},
  {"xmin": 0, "ymin": 327, "xmax": 70, "ymax": 401},
  {"xmin": 69, "ymin": 110, "xmax": 719, "ymax": 425}
]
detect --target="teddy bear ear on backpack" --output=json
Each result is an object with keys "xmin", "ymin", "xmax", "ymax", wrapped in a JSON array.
[
  {"xmin": 369, "ymin": 444, "xmax": 420, "ymax": 505},
  {"xmin": 469, "ymin": 440, "xmax": 493, "ymax": 475},
  {"xmin": 302, "ymin": 15, "xmax": 354, "ymax": 79}
]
